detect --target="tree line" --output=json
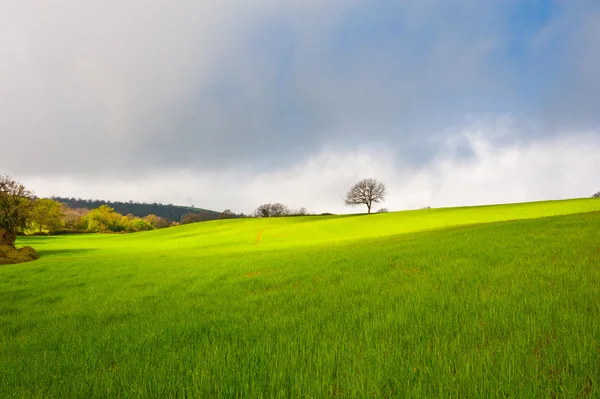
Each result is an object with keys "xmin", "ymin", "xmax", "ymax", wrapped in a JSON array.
[
  {"xmin": 1, "ymin": 175, "xmax": 393, "ymax": 249},
  {"xmin": 15, "ymin": 199, "xmax": 177, "ymax": 236},
  {"xmin": 3, "ymin": 172, "xmax": 598, "ymax": 251},
  {"xmin": 0, "ymin": 176, "xmax": 252, "ymax": 248},
  {"xmin": 34, "ymin": 202, "xmax": 247, "ymax": 234},
  {"xmin": 52, "ymin": 197, "xmax": 221, "ymax": 222}
]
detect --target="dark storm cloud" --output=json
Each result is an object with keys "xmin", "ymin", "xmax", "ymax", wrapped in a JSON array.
[{"xmin": 1, "ymin": 0, "xmax": 599, "ymax": 177}]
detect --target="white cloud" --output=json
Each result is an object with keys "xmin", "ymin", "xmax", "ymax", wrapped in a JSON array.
[
  {"xmin": 17, "ymin": 117, "xmax": 600, "ymax": 215},
  {"xmin": 1, "ymin": 2, "xmax": 599, "ymax": 211},
  {"xmin": 5, "ymin": 1, "xmax": 595, "ymax": 175}
]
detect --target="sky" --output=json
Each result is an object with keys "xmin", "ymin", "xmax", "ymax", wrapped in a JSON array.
[{"xmin": 1, "ymin": 0, "xmax": 599, "ymax": 214}]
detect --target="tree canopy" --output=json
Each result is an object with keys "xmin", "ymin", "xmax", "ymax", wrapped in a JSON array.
[
  {"xmin": 52, "ymin": 196, "xmax": 220, "ymax": 222},
  {"xmin": 32, "ymin": 198, "xmax": 65, "ymax": 233},
  {"xmin": 254, "ymin": 203, "xmax": 289, "ymax": 217},
  {"xmin": 0, "ymin": 176, "xmax": 34, "ymax": 246}
]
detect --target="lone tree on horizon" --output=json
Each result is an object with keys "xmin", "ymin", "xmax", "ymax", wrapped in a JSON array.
[{"xmin": 344, "ymin": 178, "xmax": 387, "ymax": 214}]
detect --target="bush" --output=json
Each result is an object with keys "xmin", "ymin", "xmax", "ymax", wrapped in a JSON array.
[
  {"xmin": 0, "ymin": 245, "xmax": 39, "ymax": 265},
  {"xmin": 19, "ymin": 246, "xmax": 39, "ymax": 261},
  {"xmin": 593, "ymin": 192, "xmax": 600, "ymax": 198},
  {"xmin": 128, "ymin": 218, "xmax": 152, "ymax": 232}
]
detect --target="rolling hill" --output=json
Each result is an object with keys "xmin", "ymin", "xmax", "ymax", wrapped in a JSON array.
[{"xmin": 2, "ymin": 198, "xmax": 600, "ymax": 397}]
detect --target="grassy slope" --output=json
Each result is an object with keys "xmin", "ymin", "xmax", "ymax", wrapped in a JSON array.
[
  {"xmin": 1, "ymin": 198, "xmax": 600, "ymax": 397},
  {"xmin": 19, "ymin": 197, "xmax": 600, "ymax": 254}
]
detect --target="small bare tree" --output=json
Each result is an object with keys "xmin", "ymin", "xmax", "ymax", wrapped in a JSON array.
[
  {"xmin": 593, "ymin": 191, "xmax": 600, "ymax": 198},
  {"xmin": 294, "ymin": 207, "xmax": 308, "ymax": 216},
  {"xmin": 218, "ymin": 209, "xmax": 236, "ymax": 219},
  {"xmin": 254, "ymin": 203, "xmax": 290, "ymax": 218},
  {"xmin": 344, "ymin": 178, "xmax": 387, "ymax": 214}
]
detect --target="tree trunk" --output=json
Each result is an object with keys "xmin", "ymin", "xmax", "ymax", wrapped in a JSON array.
[
  {"xmin": 367, "ymin": 204, "xmax": 371, "ymax": 214},
  {"xmin": 0, "ymin": 229, "xmax": 16, "ymax": 248}
]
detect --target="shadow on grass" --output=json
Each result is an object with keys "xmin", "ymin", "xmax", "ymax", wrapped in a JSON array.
[
  {"xmin": 17, "ymin": 236, "xmax": 66, "ymax": 245},
  {"xmin": 37, "ymin": 248, "xmax": 98, "ymax": 257}
]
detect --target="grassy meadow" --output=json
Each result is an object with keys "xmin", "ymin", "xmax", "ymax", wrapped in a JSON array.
[{"xmin": 1, "ymin": 198, "xmax": 600, "ymax": 397}]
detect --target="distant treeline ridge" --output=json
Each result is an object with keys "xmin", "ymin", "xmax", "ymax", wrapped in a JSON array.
[{"xmin": 52, "ymin": 197, "xmax": 220, "ymax": 223}]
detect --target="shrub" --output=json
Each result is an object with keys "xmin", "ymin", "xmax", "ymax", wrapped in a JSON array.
[
  {"xmin": 0, "ymin": 245, "xmax": 39, "ymax": 265},
  {"xmin": 143, "ymin": 214, "xmax": 170, "ymax": 228},
  {"xmin": 19, "ymin": 246, "xmax": 39, "ymax": 261},
  {"xmin": 128, "ymin": 218, "xmax": 152, "ymax": 232}
]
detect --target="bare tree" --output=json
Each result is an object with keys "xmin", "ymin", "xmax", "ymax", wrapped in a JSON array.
[
  {"xmin": 180, "ymin": 211, "xmax": 215, "ymax": 224},
  {"xmin": 254, "ymin": 203, "xmax": 290, "ymax": 217},
  {"xmin": 344, "ymin": 178, "xmax": 387, "ymax": 214},
  {"xmin": 593, "ymin": 192, "xmax": 600, "ymax": 198},
  {"xmin": 294, "ymin": 207, "xmax": 309, "ymax": 216},
  {"xmin": 271, "ymin": 203, "xmax": 289, "ymax": 217},
  {"xmin": 218, "ymin": 209, "xmax": 236, "ymax": 219},
  {"xmin": 62, "ymin": 206, "xmax": 89, "ymax": 231}
]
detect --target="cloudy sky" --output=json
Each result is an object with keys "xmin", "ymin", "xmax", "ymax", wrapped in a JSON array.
[{"xmin": 1, "ymin": 0, "xmax": 599, "ymax": 214}]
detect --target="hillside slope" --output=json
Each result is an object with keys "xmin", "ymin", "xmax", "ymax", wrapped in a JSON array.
[
  {"xmin": 2, "ymin": 198, "xmax": 600, "ymax": 397},
  {"xmin": 22, "ymin": 197, "xmax": 600, "ymax": 256}
]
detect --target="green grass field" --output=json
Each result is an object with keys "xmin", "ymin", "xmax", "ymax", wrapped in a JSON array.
[{"xmin": 2, "ymin": 198, "xmax": 600, "ymax": 397}]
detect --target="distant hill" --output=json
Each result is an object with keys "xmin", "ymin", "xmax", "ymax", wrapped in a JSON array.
[{"xmin": 52, "ymin": 197, "xmax": 221, "ymax": 223}]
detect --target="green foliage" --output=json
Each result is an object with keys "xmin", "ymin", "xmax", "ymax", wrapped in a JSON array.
[
  {"xmin": 30, "ymin": 202, "xmax": 173, "ymax": 235},
  {"xmin": 0, "ymin": 176, "xmax": 34, "ymax": 245},
  {"xmin": 53, "ymin": 196, "xmax": 220, "ymax": 222},
  {"xmin": 83, "ymin": 205, "xmax": 120, "ymax": 232},
  {"xmin": 32, "ymin": 198, "xmax": 65, "ymax": 233},
  {"xmin": 2, "ymin": 198, "xmax": 600, "ymax": 396},
  {"xmin": 81, "ymin": 205, "xmax": 154, "ymax": 233},
  {"xmin": 143, "ymin": 214, "xmax": 170, "ymax": 229},
  {"xmin": 127, "ymin": 217, "xmax": 152, "ymax": 232}
]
